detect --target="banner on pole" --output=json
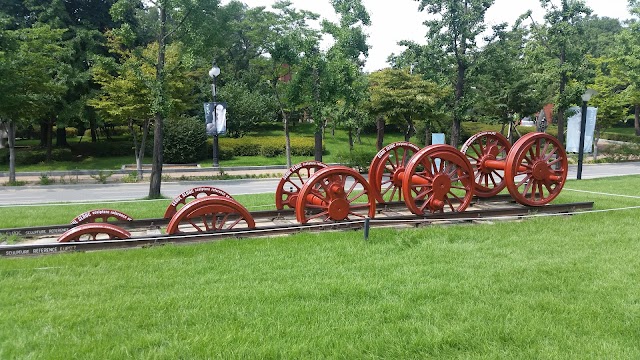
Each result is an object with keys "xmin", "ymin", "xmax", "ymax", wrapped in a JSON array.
[
  {"xmin": 204, "ymin": 102, "xmax": 227, "ymax": 136},
  {"xmin": 566, "ymin": 106, "xmax": 597, "ymax": 153}
]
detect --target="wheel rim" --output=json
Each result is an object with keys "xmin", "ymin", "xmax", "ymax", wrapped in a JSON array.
[
  {"xmin": 402, "ymin": 144, "xmax": 475, "ymax": 215},
  {"xmin": 58, "ymin": 223, "xmax": 131, "ymax": 243},
  {"xmin": 505, "ymin": 132, "xmax": 568, "ymax": 206},
  {"xmin": 164, "ymin": 186, "xmax": 233, "ymax": 218},
  {"xmin": 370, "ymin": 142, "xmax": 420, "ymax": 203},
  {"xmin": 276, "ymin": 161, "xmax": 327, "ymax": 210},
  {"xmin": 460, "ymin": 131, "xmax": 511, "ymax": 197},
  {"xmin": 296, "ymin": 166, "xmax": 376, "ymax": 224},
  {"xmin": 71, "ymin": 209, "xmax": 133, "ymax": 225},
  {"xmin": 166, "ymin": 197, "xmax": 255, "ymax": 234}
]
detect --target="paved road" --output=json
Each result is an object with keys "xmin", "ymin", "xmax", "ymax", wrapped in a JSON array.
[{"xmin": 1, "ymin": 162, "xmax": 640, "ymax": 206}]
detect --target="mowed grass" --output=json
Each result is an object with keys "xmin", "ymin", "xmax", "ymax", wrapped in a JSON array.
[{"xmin": 1, "ymin": 176, "xmax": 640, "ymax": 358}]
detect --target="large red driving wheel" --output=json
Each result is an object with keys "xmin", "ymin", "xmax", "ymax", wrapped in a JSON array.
[
  {"xmin": 166, "ymin": 197, "xmax": 255, "ymax": 234},
  {"xmin": 401, "ymin": 144, "xmax": 475, "ymax": 215},
  {"xmin": 57, "ymin": 223, "xmax": 131, "ymax": 243},
  {"xmin": 460, "ymin": 131, "xmax": 511, "ymax": 197},
  {"xmin": 368, "ymin": 142, "xmax": 420, "ymax": 203},
  {"xmin": 505, "ymin": 132, "xmax": 568, "ymax": 206},
  {"xmin": 275, "ymin": 161, "xmax": 328, "ymax": 210},
  {"xmin": 164, "ymin": 186, "xmax": 233, "ymax": 218},
  {"xmin": 295, "ymin": 166, "xmax": 376, "ymax": 224}
]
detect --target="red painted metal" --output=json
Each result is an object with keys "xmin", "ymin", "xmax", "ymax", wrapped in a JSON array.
[
  {"xmin": 295, "ymin": 166, "xmax": 376, "ymax": 223},
  {"xmin": 460, "ymin": 131, "xmax": 512, "ymax": 197},
  {"xmin": 504, "ymin": 132, "xmax": 568, "ymax": 206},
  {"xmin": 71, "ymin": 209, "xmax": 133, "ymax": 225},
  {"xmin": 57, "ymin": 223, "xmax": 131, "ymax": 243},
  {"xmin": 275, "ymin": 161, "xmax": 328, "ymax": 210},
  {"xmin": 368, "ymin": 142, "xmax": 420, "ymax": 203},
  {"xmin": 166, "ymin": 197, "xmax": 255, "ymax": 234},
  {"xmin": 401, "ymin": 144, "xmax": 475, "ymax": 215},
  {"xmin": 164, "ymin": 186, "xmax": 233, "ymax": 218}
]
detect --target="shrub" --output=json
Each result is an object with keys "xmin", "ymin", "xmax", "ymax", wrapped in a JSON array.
[
  {"xmin": 163, "ymin": 116, "xmax": 208, "ymax": 163},
  {"xmin": 335, "ymin": 148, "xmax": 379, "ymax": 173},
  {"xmin": 71, "ymin": 141, "xmax": 137, "ymax": 157}
]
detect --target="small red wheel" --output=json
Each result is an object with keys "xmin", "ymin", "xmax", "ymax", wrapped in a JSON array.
[
  {"xmin": 295, "ymin": 166, "xmax": 376, "ymax": 224},
  {"xmin": 275, "ymin": 161, "xmax": 328, "ymax": 210},
  {"xmin": 505, "ymin": 132, "xmax": 568, "ymax": 206},
  {"xmin": 401, "ymin": 144, "xmax": 475, "ymax": 215},
  {"xmin": 57, "ymin": 223, "xmax": 131, "ymax": 243},
  {"xmin": 166, "ymin": 197, "xmax": 255, "ymax": 234},
  {"xmin": 368, "ymin": 142, "xmax": 421, "ymax": 203},
  {"xmin": 164, "ymin": 186, "xmax": 233, "ymax": 218},
  {"xmin": 461, "ymin": 131, "xmax": 512, "ymax": 197},
  {"xmin": 71, "ymin": 209, "xmax": 133, "ymax": 225}
]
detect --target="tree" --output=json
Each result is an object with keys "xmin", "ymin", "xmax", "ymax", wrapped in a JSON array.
[
  {"xmin": 415, "ymin": 0, "xmax": 494, "ymax": 148},
  {"xmin": 0, "ymin": 23, "xmax": 66, "ymax": 183},
  {"xmin": 321, "ymin": 0, "xmax": 372, "ymax": 151},
  {"xmin": 615, "ymin": 0, "xmax": 640, "ymax": 135},
  {"xmin": 368, "ymin": 69, "xmax": 449, "ymax": 145},
  {"xmin": 531, "ymin": 0, "xmax": 592, "ymax": 145},
  {"xmin": 472, "ymin": 17, "xmax": 542, "ymax": 142}
]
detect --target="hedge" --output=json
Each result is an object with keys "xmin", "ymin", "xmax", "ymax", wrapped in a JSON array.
[
  {"xmin": 212, "ymin": 136, "xmax": 318, "ymax": 158},
  {"xmin": 601, "ymin": 132, "xmax": 640, "ymax": 144},
  {"xmin": 0, "ymin": 148, "xmax": 73, "ymax": 165}
]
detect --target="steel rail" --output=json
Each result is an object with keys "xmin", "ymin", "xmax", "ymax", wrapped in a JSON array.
[
  {"xmin": 0, "ymin": 195, "xmax": 517, "ymax": 238},
  {"xmin": 0, "ymin": 201, "xmax": 593, "ymax": 257}
]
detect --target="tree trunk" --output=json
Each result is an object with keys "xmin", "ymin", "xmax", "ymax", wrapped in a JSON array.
[
  {"xmin": 39, "ymin": 120, "xmax": 47, "ymax": 146},
  {"xmin": 0, "ymin": 122, "xmax": 7, "ymax": 149},
  {"xmin": 356, "ymin": 127, "xmax": 362, "ymax": 145},
  {"xmin": 312, "ymin": 58, "xmax": 323, "ymax": 162},
  {"xmin": 8, "ymin": 121, "xmax": 16, "ymax": 183},
  {"xmin": 284, "ymin": 114, "xmax": 292, "ymax": 169},
  {"xmin": 46, "ymin": 118, "xmax": 53, "ymax": 162},
  {"xmin": 348, "ymin": 128, "xmax": 354, "ymax": 151},
  {"xmin": 376, "ymin": 116, "xmax": 385, "ymax": 150},
  {"xmin": 425, "ymin": 124, "xmax": 431, "ymax": 146},
  {"xmin": 557, "ymin": 47, "xmax": 567, "ymax": 146},
  {"xmin": 56, "ymin": 127, "xmax": 68, "ymax": 147},
  {"xmin": 404, "ymin": 115, "xmax": 416, "ymax": 142},
  {"xmin": 314, "ymin": 129, "xmax": 323, "ymax": 162},
  {"xmin": 149, "ymin": 5, "xmax": 167, "ymax": 198},
  {"xmin": 635, "ymin": 104, "xmax": 640, "ymax": 136},
  {"xmin": 452, "ymin": 61, "xmax": 465, "ymax": 148},
  {"xmin": 592, "ymin": 129, "xmax": 600, "ymax": 161},
  {"xmin": 90, "ymin": 119, "xmax": 97, "ymax": 142}
]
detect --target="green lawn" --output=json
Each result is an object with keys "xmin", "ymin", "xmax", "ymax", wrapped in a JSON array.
[{"xmin": 1, "ymin": 175, "xmax": 639, "ymax": 358}]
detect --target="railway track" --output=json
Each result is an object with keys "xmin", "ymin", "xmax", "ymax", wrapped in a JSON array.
[
  {"xmin": 1, "ymin": 131, "xmax": 582, "ymax": 258},
  {"xmin": 0, "ymin": 198, "xmax": 593, "ymax": 257}
]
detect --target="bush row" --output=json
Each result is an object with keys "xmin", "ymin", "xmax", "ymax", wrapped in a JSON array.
[
  {"xmin": 0, "ymin": 148, "xmax": 74, "ymax": 165},
  {"xmin": 601, "ymin": 132, "xmax": 640, "ymax": 144},
  {"xmin": 213, "ymin": 136, "xmax": 318, "ymax": 158}
]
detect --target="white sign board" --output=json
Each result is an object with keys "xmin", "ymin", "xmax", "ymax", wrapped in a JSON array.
[{"xmin": 566, "ymin": 106, "xmax": 597, "ymax": 153}]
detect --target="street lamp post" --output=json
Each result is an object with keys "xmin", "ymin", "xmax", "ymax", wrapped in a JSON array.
[
  {"xmin": 577, "ymin": 89, "xmax": 597, "ymax": 180},
  {"xmin": 209, "ymin": 62, "xmax": 221, "ymax": 168}
]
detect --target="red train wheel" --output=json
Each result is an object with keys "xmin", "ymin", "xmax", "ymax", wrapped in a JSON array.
[
  {"xmin": 401, "ymin": 144, "xmax": 474, "ymax": 215},
  {"xmin": 460, "ymin": 131, "xmax": 512, "ymax": 197},
  {"xmin": 164, "ymin": 186, "xmax": 233, "ymax": 218},
  {"xmin": 275, "ymin": 161, "xmax": 327, "ymax": 210},
  {"xmin": 166, "ymin": 197, "xmax": 255, "ymax": 234},
  {"xmin": 505, "ymin": 132, "xmax": 568, "ymax": 206},
  {"xmin": 57, "ymin": 223, "xmax": 131, "ymax": 243},
  {"xmin": 369, "ymin": 142, "xmax": 420, "ymax": 203},
  {"xmin": 71, "ymin": 209, "xmax": 133, "ymax": 225},
  {"xmin": 295, "ymin": 166, "xmax": 376, "ymax": 224}
]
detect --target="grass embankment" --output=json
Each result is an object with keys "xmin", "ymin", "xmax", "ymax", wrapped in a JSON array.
[{"xmin": 1, "ymin": 176, "xmax": 639, "ymax": 358}]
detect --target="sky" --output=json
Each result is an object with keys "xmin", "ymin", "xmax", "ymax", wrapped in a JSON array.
[{"xmin": 221, "ymin": 0, "xmax": 634, "ymax": 72}]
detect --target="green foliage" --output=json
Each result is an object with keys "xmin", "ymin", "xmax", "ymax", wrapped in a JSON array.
[
  {"xmin": 162, "ymin": 117, "xmax": 208, "ymax": 164},
  {"xmin": 0, "ymin": 148, "xmax": 74, "ymax": 166},
  {"xmin": 90, "ymin": 170, "xmax": 114, "ymax": 184},
  {"xmin": 39, "ymin": 173, "xmax": 54, "ymax": 185},
  {"xmin": 219, "ymin": 81, "xmax": 278, "ymax": 138}
]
